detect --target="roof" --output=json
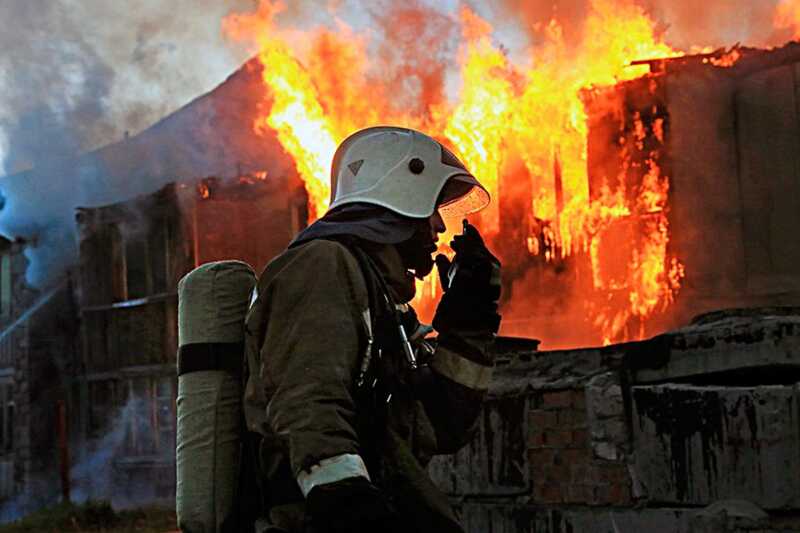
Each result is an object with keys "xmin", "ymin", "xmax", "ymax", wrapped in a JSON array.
[
  {"xmin": 0, "ymin": 57, "xmax": 295, "ymax": 234},
  {"xmin": 629, "ymin": 41, "xmax": 800, "ymax": 77}
]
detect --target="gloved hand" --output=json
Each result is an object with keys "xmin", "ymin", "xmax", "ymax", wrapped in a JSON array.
[
  {"xmin": 433, "ymin": 221, "xmax": 501, "ymax": 335},
  {"xmin": 306, "ymin": 476, "xmax": 395, "ymax": 533}
]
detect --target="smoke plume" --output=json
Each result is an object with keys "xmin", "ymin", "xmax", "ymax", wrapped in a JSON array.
[
  {"xmin": 0, "ymin": 0, "xmax": 255, "ymax": 285},
  {"xmin": 490, "ymin": 0, "xmax": 797, "ymax": 51},
  {"xmin": 0, "ymin": 394, "xmax": 171, "ymax": 523}
]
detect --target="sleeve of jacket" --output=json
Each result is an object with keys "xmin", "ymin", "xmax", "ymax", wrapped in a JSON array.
[
  {"xmin": 421, "ymin": 330, "xmax": 495, "ymax": 454},
  {"xmin": 258, "ymin": 240, "xmax": 371, "ymax": 495}
]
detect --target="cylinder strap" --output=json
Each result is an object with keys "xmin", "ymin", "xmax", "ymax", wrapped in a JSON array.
[{"xmin": 177, "ymin": 342, "xmax": 244, "ymax": 377}]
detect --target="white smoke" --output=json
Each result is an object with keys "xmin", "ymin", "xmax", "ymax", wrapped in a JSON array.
[
  {"xmin": 0, "ymin": 0, "xmax": 256, "ymax": 177},
  {"xmin": 0, "ymin": 393, "xmax": 172, "ymax": 523},
  {"xmin": 69, "ymin": 398, "xmax": 137, "ymax": 504},
  {"xmin": 0, "ymin": 0, "xmax": 258, "ymax": 285}
]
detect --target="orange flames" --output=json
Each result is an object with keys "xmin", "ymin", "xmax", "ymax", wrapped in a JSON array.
[
  {"xmin": 223, "ymin": 0, "xmax": 694, "ymax": 347},
  {"xmin": 776, "ymin": 0, "xmax": 800, "ymax": 38}
]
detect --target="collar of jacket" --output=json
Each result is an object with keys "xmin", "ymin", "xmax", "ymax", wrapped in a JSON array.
[{"xmin": 359, "ymin": 242, "xmax": 416, "ymax": 304}]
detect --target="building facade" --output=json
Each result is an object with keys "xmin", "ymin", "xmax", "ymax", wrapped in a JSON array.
[
  {"xmin": 72, "ymin": 175, "xmax": 304, "ymax": 506},
  {"xmin": 0, "ymin": 237, "xmax": 79, "ymax": 518}
]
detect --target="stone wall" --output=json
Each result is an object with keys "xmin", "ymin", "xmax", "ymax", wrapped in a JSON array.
[{"xmin": 430, "ymin": 310, "xmax": 800, "ymax": 532}]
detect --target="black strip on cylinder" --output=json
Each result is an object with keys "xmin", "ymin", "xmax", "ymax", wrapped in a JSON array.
[{"xmin": 178, "ymin": 342, "xmax": 244, "ymax": 377}]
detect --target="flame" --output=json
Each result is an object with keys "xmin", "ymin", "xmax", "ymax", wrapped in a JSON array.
[
  {"xmin": 197, "ymin": 183, "xmax": 210, "ymax": 200},
  {"xmin": 224, "ymin": 0, "xmax": 690, "ymax": 347},
  {"xmin": 440, "ymin": 7, "xmax": 516, "ymax": 235},
  {"xmin": 222, "ymin": 2, "xmax": 395, "ymax": 220},
  {"xmin": 776, "ymin": 0, "xmax": 800, "ymax": 38},
  {"xmin": 709, "ymin": 48, "xmax": 742, "ymax": 67}
]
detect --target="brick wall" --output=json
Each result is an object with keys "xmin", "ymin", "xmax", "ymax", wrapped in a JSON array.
[
  {"xmin": 431, "ymin": 319, "xmax": 800, "ymax": 532},
  {"xmin": 529, "ymin": 387, "xmax": 631, "ymax": 507}
]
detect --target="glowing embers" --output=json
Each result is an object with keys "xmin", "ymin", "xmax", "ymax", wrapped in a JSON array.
[{"xmin": 708, "ymin": 48, "xmax": 743, "ymax": 68}]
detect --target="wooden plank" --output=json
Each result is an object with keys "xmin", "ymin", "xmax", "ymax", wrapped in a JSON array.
[
  {"xmin": 736, "ymin": 64, "xmax": 800, "ymax": 295},
  {"xmin": 665, "ymin": 68, "xmax": 746, "ymax": 307},
  {"xmin": 1, "ymin": 255, "xmax": 11, "ymax": 319}
]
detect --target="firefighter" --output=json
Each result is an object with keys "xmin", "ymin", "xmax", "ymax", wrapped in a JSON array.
[{"xmin": 242, "ymin": 126, "xmax": 502, "ymax": 533}]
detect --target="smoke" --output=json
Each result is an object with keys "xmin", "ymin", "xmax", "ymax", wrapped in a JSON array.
[
  {"xmin": 0, "ymin": 393, "xmax": 171, "ymax": 523},
  {"xmin": 70, "ymin": 397, "xmax": 134, "ymax": 505},
  {"xmin": 0, "ymin": 0, "xmax": 256, "ymax": 285},
  {"xmin": 489, "ymin": 0, "xmax": 795, "ymax": 52},
  {"xmin": 0, "ymin": 477, "xmax": 57, "ymax": 524},
  {"xmin": 368, "ymin": 1, "xmax": 460, "ymax": 115},
  {"xmin": 70, "ymin": 392, "xmax": 175, "ymax": 509},
  {"xmin": 0, "ymin": 0, "xmax": 260, "ymax": 176},
  {"xmin": 641, "ymin": 0, "xmax": 795, "ymax": 49}
]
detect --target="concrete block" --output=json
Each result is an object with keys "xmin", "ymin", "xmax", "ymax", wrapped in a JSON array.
[
  {"xmin": 587, "ymin": 372, "xmax": 624, "ymax": 420},
  {"xmin": 429, "ymin": 396, "xmax": 529, "ymax": 496},
  {"xmin": 631, "ymin": 383, "xmax": 800, "ymax": 508},
  {"xmin": 586, "ymin": 372, "xmax": 630, "ymax": 463},
  {"xmin": 690, "ymin": 499, "xmax": 769, "ymax": 533},
  {"xmin": 501, "ymin": 506, "xmax": 693, "ymax": 533},
  {"xmin": 455, "ymin": 503, "xmax": 535, "ymax": 533},
  {"xmin": 631, "ymin": 313, "xmax": 800, "ymax": 384},
  {"xmin": 594, "ymin": 441, "xmax": 620, "ymax": 461}
]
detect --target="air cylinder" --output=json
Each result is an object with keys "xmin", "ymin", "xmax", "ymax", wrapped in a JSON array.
[{"xmin": 176, "ymin": 260, "xmax": 256, "ymax": 533}]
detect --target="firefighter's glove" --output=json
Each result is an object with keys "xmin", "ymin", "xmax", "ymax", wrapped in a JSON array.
[
  {"xmin": 433, "ymin": 221, "xmax": 501, "ymax": 335},
  {"xmin": 306, "ymin": 476, "xmax": 395, "ymax": 533}
]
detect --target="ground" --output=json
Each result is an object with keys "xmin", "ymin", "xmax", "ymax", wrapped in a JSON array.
[{"xmin": 0, "ymin": 501, "xmax": 176, "ymax": 532}]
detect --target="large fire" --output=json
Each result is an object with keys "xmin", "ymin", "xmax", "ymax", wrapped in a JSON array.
[
  {"xmin": 222, "ymin": 0, "xmax": 754, "ymax": 347},
  {"xmin": 776, "ymin": 0, "xmax": 800, "ymax": 38}
]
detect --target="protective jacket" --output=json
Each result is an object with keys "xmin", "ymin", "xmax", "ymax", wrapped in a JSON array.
[{"xmin": 243, "ymin": 238, "xmax": 495, "ymax": 532}]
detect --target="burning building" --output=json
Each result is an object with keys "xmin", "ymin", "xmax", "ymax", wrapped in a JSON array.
[
  {"xmin": 424, "ymin": 40, "xmax": 800, "ymax": 533},
  {"xmin": 0, "ymin": 1, "xmax": 798, "ymax": 529},
  {"xmin": 73, "ymin": 173, "xmax": 304, "ymax": 506},
  {"xmin": 0, "ymin": 59, "xmax": 306, "ymax": 514},
  {"xmin": 580, "ymin": 43, "xmax": 800, "ymax": 339},
  {"xmin": 494, "ymin": 42, "xmax": 800, "ymax": 348}
]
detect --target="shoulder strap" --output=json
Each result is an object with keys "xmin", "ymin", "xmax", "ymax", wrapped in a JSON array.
[{"xmin": 323, "ymin": 236, "xmax": 396, "ymax": 330}]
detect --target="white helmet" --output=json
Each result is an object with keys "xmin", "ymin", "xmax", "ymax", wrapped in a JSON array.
[{"xmin": 329, "ymin": 126, "xmax": 490, "ymax": 219}]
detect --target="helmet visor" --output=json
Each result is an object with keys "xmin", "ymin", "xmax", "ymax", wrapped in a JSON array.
[{"xmin": 437, "ymin": 175, "xmax": 490, "ymax": 219}]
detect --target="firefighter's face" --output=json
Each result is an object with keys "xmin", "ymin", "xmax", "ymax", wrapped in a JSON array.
[
  {"xmin": 429, "ymin": 211, "xmax": 446, "ymax": 243},
  {"xmin": 397, "ymin": 212, "xmax": 446, "ymax": 280}
]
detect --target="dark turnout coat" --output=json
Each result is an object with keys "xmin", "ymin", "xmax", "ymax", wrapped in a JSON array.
[{"xmin": 243, "ymin": 238, "xmax": 495, "ymax": 532}]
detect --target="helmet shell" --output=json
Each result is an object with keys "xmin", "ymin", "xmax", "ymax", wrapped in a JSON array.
[{"xmin": 329, "ymin": 126, "xmax": 489, "ymax": 219}]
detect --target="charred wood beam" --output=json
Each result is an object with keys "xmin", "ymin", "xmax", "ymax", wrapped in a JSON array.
[
  {"xmin": 83, "ymin": 363, "xmax": 176, "ymax": 382},
  {"xmin": 0, "ymin": 286, "xmax": 60, "ymax": 344},
  {"xmin": 81, "ymin": 291, "xmax": 177, "ymax": 313}
]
